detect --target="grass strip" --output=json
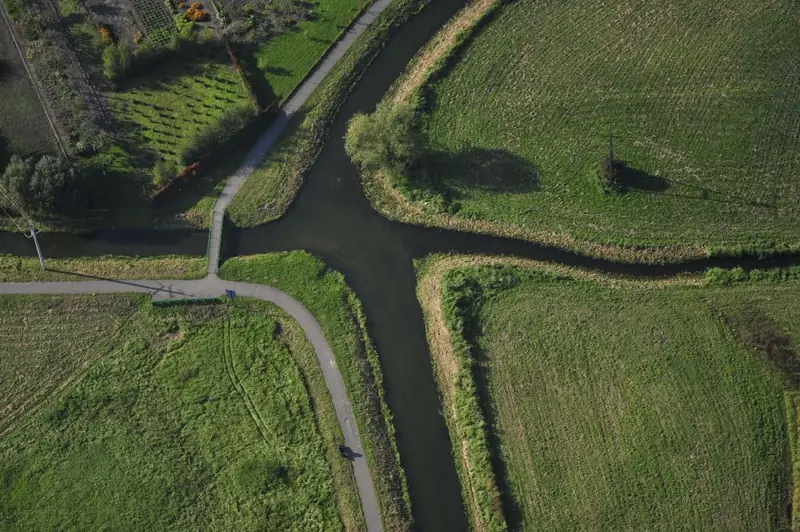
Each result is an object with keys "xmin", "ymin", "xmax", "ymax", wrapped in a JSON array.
[
  {"xmin": 227, "ymin": 0, "xmax": 429, "ymax": 227},
  {"xmin": 0, "ymin": 254, "xmax": 206, "ymax": 282},
  {"xmin": 218, "ymin": 251, "xmax": 412, "ymax": 531}
]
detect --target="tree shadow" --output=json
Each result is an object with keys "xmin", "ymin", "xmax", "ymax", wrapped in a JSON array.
[
  {"xmin": 230, "ymin": 45, "xmax": 278, "ymax": 110},
  {"xmin": 430, "ymin": 147, "xmax": 540, "ymax": 194},
  {"xmin": 264, "ymin": 65, "xmax": 291, "ymax": 76},
  {"xmin": 615, "ymin": 161, "xmax": 670, "ymax": 193}
]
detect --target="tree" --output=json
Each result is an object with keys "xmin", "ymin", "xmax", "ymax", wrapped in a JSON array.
[
  {"xmin": 345, "ymin": 101, "xmax": 424, "ymax": 176},
  {"xmin": 2, "ymin": 154, "xmax": 84, "ymax": 213}
]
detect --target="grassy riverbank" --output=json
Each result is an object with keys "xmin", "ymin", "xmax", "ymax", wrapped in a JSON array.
[
  {"xmin": 0, "ymin": 254, "xmax": 206, "ymax": 282},
  {"xmin": 226, "ymin": 0, "xmax": 429, "ymax": 228},
  {"xmin": 0, "ymin": 295, "xmax": 363, "ymax": 530},
  {"xmin": 219, "ymin": 251, "xmax": 412, "ymax": 531},
  {"xmin": 361, "ymin": 0, "xmax": 800, "ymax": 262},
  {"xmin": 418, "ymin": 255, "xmax": 800, "ymax": 531}
]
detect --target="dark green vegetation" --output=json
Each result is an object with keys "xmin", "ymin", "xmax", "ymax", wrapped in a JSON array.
[
  {"xmin": 228, "ymin": 0, "xmax": 429, "ymax": 227},
  {"xmin": 375, "ymin": 0, "xmax": 800, "ymax": 255},
  {"xmin": 219, "ymin": 252, "xmax": 413, "ymax": 531},
  {"xmin": 0, "ymin": 34, "xmax": 55, "ymax": 164},
  {"xmin": 0, "ymin": 0, "xmax": 369, "ymax": 228},
  {"xmin": 0, "ymin": 294, "xmax": 363, "ymax": 530},
  {"xmin": 437, "ymin": 263, "xmax": 800, "ymax": 530}
]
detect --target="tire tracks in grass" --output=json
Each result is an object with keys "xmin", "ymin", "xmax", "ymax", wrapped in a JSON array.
[{"xmin": 221, "ymin": 316, "xmax": 290, "ymax": 460}]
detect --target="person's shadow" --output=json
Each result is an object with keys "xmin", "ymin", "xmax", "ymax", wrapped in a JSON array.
[{"xmin": 338, "ymin": 445, "xmax": 362, "ymax": 461}]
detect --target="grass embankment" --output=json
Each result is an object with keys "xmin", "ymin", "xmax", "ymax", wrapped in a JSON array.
[
  {"xmin": 0, "ymin": 295, "xmax": 362, "ymax": 530},
  {"xmin": 219, "ymin": 251, "xmax": 412, "ymax": 531},
  {"xmin": 227, "ymin": 0, "xmax": 429, "ymax": 227},
  {"xmin": 0, "ymin": 254, "xmax": 206, "ymax": 282},
  {"xmin": 366, "ymin": 0, "xmax": 800, "ymax": 262},
  {"xmin": 419, "ymin": 255, "xmax": 800, "ymax": 531}
]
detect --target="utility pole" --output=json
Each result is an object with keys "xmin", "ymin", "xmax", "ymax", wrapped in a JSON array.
[
  {"xmin": 28, "ymin": 222, "xmax": 45, "ymax": 271},
  {"xmin": 608, "ymin": 127, "xmax": 614, "ymax": 163}
]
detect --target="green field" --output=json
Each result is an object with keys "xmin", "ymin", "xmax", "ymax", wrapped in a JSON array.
[
  {"xmin": 434, "ymin": 263, "xmax": 800, "ymax": 530},
  {"xmin": 0, "ymin": 294, "xmax": 362, "ymax": 529},
  {"xmin": 414, "ymin": 0, "xmax": 800, "ymax": 252},
  {"xmin": 219, "ymin": 252, "xmax": 412, "ymax": 530},
  {"xmin": 248, "ymin": 0, "xmax": 369, "ymax": 105}
]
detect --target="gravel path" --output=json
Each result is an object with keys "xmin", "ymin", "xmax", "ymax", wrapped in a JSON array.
[{"xmin": 0, "ymin": 274, "xmax": 382, "ymax": 531}]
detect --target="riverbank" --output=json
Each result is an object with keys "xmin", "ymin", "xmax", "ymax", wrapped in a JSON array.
[{"xmin": 0, "ymin": 254, "xmax": 206, "ymax": 282}]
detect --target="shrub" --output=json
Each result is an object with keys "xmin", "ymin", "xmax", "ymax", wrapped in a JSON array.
[
  {"xmin": 190, "ymin": 2, "xmax": 202, "ymax": 8},
  {"xmin": 102, "ymin": 43, "xmax": 132, "ymax": 81},
  {"xmin": 345, "ymin": 101, "xmax": 424, "ymax": 175},
  {"xmin": 597, "ymin": 156, "xmax": 623, "ymax": 194},
  {"xmin": 2, "ymin": 154, "xmax": 86, "ymax": 214},
  {"xmin": 98, "ymin": 23, "xmax": 115, "ymax": 45},
  {"xmin": 152, "ymin": 160, "xmax": 181, "ymax": 187},
  {"xmin": 178, "ymin": 105, "xmax": 254, "ymax": 165}
]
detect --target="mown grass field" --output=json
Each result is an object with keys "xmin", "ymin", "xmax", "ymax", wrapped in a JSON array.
[
  {"xmin": 219, "ymin": 252, "xmax": 412, "ymax": 530},
  {"xmin": 436, "ymin": 263, "xmax": 800, "ymax": 530},
  {"xmin": 420, "ymin": 0, "xmax": 800, "ymax": 251},
  {"xmin": 0, "ymin": 294, "xmax": 362, "ymax": 530},
  {"xmin": 0, "ymin": 28, "xmax": 56, "ymax": 162}
]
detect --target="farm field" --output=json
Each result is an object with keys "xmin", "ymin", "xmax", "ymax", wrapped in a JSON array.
[
  {"xmin": 404, "ymin": 0, "xmax": 800, "ymax": 253},
  {"xmin": 0, "ymin": 26, "xmax": 56, "ymax": 164},
  {"xmin": 0, "ymin": 294, "xmax": 362, "ymax": 529},
  {"xmin": 429, "ymin": 260, "xmax": 800, "ymax": 530}
]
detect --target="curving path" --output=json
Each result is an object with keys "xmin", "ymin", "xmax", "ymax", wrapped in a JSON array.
[
  {"xmin": 207, "ymin": 0, "xmax": 394, "ymax": 274},
  {"xmin": 0, "ymin": 274, "xmax": 382, "ymax": 531}
]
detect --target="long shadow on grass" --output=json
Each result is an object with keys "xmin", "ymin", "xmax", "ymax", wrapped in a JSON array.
[
  {"xmin": 231, "ymin": 44, "xmax": 279, "ymax": 110},
  {"xmin": 430, "ymin": 147, "xmax": 540, "ymax": 195}
]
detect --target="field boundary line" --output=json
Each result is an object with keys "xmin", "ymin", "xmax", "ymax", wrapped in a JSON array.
[{"xmin": 0, "ymin": 1, "xmax": 67, "ymax": 157}]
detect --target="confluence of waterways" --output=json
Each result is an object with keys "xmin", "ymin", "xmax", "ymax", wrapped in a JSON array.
[{"xmin": 2, "ymin": 0, "xmax": 800, "ymax": 529}]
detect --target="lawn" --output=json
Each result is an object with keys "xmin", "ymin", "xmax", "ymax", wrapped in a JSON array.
[
  {"xmin": 0, "ymin": 27, "xmax": 56, "ymax": 162},
  {"xmin": 247, "ymin": 0, "xmax": 370, "ymax": 106},
  {"xmin": 0, "ymin": 294, "xmax": 362, "ymax": 530},
  {"xmin": 399, "ymin": 0, "xmax": 800, "ymax": 254},
  {"xmin": 426, "ymin": 259, "xmax": 800, "ymax": 530},
  {"xmin": 219, "ymin": 252, "xmax": 412, "ymax": 530}
]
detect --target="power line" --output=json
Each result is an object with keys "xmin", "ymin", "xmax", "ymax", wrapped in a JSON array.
[{"xmin": 0, "ymin": 184, "xmax": 46, "ymax": 270}]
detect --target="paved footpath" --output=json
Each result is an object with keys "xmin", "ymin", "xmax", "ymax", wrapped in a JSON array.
[
  {"xmin": 0, "ymin": 275, "xmax": 382, "ymax": 531},
  {"xmin": 207, "ymin": 0, "xmax": 394, "ymax": 274}
]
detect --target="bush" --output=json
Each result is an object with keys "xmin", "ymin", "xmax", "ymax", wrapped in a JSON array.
[
  {"xmin": 2, "ymin": 154, "xmax": 86, "ymax": 214},
  {"xmin": 98, "ymin": 23, "xmax": 115, "ymax": 45},
  {"xmin": 102, "ymin": 43, "xmax": 132, "ymax": 82},
  {"xmin": 597, "ymin": 156, "xmax": 623, "ymax": 194},
  {"xmin": 152, "ymin": 160, "xmax": 181, "ymax": 187},
  {"xmin": 345, "ymin": 101, "xmax": 424, "ymax": 175},
  {"xmin": 178, "ymin": 105, "xmax": 254, "ymax": 165}
]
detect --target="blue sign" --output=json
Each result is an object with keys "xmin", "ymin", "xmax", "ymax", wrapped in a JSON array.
[{"xmin": 225, "ymin": 290, "xmax": 236, "ymax": 299}]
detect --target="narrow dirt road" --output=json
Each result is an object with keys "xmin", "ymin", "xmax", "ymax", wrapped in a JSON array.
[{"xmin": 0, "ymin": 274, "xmax": 383, "ymax": 532}]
